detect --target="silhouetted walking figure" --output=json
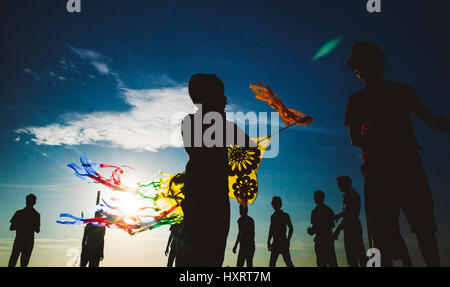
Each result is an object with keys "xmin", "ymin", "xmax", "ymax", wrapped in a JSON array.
[
  {"xmin": 267, "ymin": 196, "xmax": 294, "ymax": 267},
  {"xmin": 232, "ymin": 205, "xmax": 255, "ymax": 267},
  {"xmin": 361, "ymin": 166, "xmax": 412, "ymax": 266},
  {"xmin": 307, "ymin": 190, "xmax": 337, "ymax": 267},
  {"xmin": 80, "ymin": 212, "xmax": 105, "ymax": 267},
  {"xmin": 333, "ymin": 176, "xmax": 367, "ymax": 267},
  {"xmin": 165, "ymin": 222, "xmax": 182, "ymax": 267},
  {"xmin": 8, "ymin": 194, "xmax": 40, "ymax": 267},
  {"xmin": 345, "ymin": 41, "xmax": 450, "ymax": 266},
  {"xmin": 177, "ymin": 74, "xmax": 253, "ymax": 267}
]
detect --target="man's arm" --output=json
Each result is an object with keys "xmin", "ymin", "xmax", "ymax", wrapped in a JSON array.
[
  {"xmin": 10, "ymin": 212, "xmax": 18, "ymax": 231},
  {"xmin": 307, "ymin": 211, "xmax": 316, "ymax": 236},
  {"xmin": 345, "ymin": 95, "xmax": 366, "ymax": 148},
  {"xmin": 286, "ymin": 214, "xmax": 293, "ymax": 242},
  {"xmin": 348, "ymin": 123, "xmax": 365, "ymax": 148},
  {"xmin": 233, "ymin": 229, "xmax": 240, "ymax": 254},
  {"xmin": 267, "ymin": 220, "xmax": 273, "ymax": 251},
  {"xmin": 100, "ymin": 228, "xmax": 105, "ymax": 261},
  {"xmin": 35, "ymin": 213, "xmax": 40, "ymax": 233},
  {"xmin": 333, "ymin": 221, "xmax": 344, "ymax": 240},
  {"xmin": 409, "ymin": 88, "xmax": 450, "ymax": 131},
  {"xmin": 81, "ymin": 228, "xmax": 87, "ymax": 248}
]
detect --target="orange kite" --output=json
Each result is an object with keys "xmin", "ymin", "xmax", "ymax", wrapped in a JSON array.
[{"xmin": 250, "ymin": 81, "xmax": 314, "ymax": 127}]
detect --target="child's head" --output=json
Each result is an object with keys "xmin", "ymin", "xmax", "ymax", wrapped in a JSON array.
[
  {"xmin": 346, "ymin": 41, "xmax": 387, "ymax": 84},
  {"xmin": 314, "ymin": 190, "xmax": 325, "ymax": 205},
  {"xmin": 336, "ymin": 176, "xmax": 352, "ymax": 192},
  {"xmin": 271, "ymin": 196, "xmax": 282, "ymax": 210},
  {"xmin": 26, "ymin": 194, "xmax": 36, "ymax": 208},
  {"xmin": 188, "ymin": 73, "xmax": 227, "ymax": 112},
  {"xmin": 239, "ymin": 204, "xmax": 248, "ymax": 216}
]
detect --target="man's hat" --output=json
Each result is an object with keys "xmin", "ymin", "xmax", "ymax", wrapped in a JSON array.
[{"xmin": 346, "ymin": 41, "xmax": 387, "ymax": 68}]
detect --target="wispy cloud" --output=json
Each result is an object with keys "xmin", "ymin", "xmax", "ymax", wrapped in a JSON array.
[
  {"xmin": 17, "ymin": 46, "xmax": 196, "ymax": 152},
  {"xmin": 23, "ymin": 68, "xmax": 41, "ymax": 81},
  {"xmin": 16, "ymin": 86, "xmax": 195, "ymax": 152}
]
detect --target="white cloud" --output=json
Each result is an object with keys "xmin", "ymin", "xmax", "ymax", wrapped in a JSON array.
[
  {"xmin": 68, "ymin": 46, "xmax": 101, "ymax": 60},
  {"xmin": 14, "ymin": 136, "xmax": 20, "ymax": 142},
  {"xmin": 23, "ymin": 68, "xmax": 41, "ymax": 81},
  {"xmin": 92, "ymin": 62, "xmax": 109, "ymax": 74},
  {"xmin": 16, "ymin": 87, "xmax": 195, "ymax": 152}
]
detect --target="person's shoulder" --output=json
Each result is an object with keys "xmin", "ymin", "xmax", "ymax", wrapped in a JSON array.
[
  {"xmin": 348, "ymin": 87, "xmax": 368, "ymax": 102},
  {"xmin": 387, "ymin": 81, "xmax": 415, "ymax": 94},
  {"xmin": 324, "ymin": 204, "xmax": 333, "ymax": 213},
  {"xmin": 346, "ymin": 88, "xmax": 368, "ymax": 109}
]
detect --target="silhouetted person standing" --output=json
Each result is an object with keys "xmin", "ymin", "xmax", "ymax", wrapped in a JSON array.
[
  {"xmin": 165, "ymin": 222, "xmax": 182, "ymax": 267},
  {"xmin": 177, "ymin": 74, "xmax": 253, "ymax": 266},
  {"xmin": 267, "ymin": 196, "xmax": 294, "ymax": 267},
  {"xmin": 361, "ymin": 166, "xmax": 412, "ymax": 266},
  {"xmin": 232, "ymin": 205, "xmax": 255, "ymax": 267},
  {"xmin": 333, "ymin": 176, "xmax": 367, "ymax": 267},
  {"xmin": 345, "ymin": 41, "xmax": 450, "ymax": 266},
  {"xmin": 307, "ymin": 190, "xmax": 337, "ymax": 267},
  {"xmin": 80, "ymin": 212, "xmax": 105, "ymax": 267},
  {"xmin": 8, "ymin": 194, "xmax": 40, "ymax": 267}
]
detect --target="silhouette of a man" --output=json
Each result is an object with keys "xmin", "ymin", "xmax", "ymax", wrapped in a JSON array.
[
  {"xmin": 165, "ymin": 222, "xmax": 182, "ymax": 267},
  {"xmin": 177, "ymin": 74, "xmax": 253, "ymax": 267},
  {"xmin": 80, "ymin": 211, "xmax": 105, "ymax": 267},
  {"xmin": 8, "ymin": 194, "xmax": 40, "ymax": 267},
  {"xmin": 345, "ymin": 41, "xmax": 450, "ymax": 266},
  {"xmin": 232, "ymin": 205, "xmax": 255, "ymax": 267},
  {"xmin": 333, "ymin": 176, "xmax": 367, "ymax": 267},
  {"xmin": 307, "ymin": 190, "xmax": 337, "ymax": 267},
  {"xmin": 267, "ymin": 196, "xmax": 294, "ymax": 267},
  {"xmin": 361, "ymin": 166, "xmax": 412, "ymax": 266}
]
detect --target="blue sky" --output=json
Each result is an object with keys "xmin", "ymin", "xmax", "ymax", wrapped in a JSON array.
[{"xmin": 0, "ymin": 0, "xmax": 449, "ymax": 266}]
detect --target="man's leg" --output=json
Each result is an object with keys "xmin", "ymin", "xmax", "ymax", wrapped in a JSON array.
[
  {"xmin": 20, "ymin": 241, "xmax": 33, "ymax": 267},
  {"xmin": 237, "ymin": 248, "xmax": 245, "ymax": 267},
  {"xmin": 329, "ymin": 242, "xmax": 338, "ymax": 267},
  {"xmin": 8, "ymin": 238, "xmax": 21, "ymax": 267},
  {"xmin": 80, "ymin": 248, "xmax": 89, "ymax": 267},
  {"xmin": 89, "ymin": 258, "xmax": 100, "ymax": 267},
  {"xmin": 247, "ymin": 246, "xmax": 255, "ymax": 267},
  {"xmin": 281, "ymin": 248, "xmax": 294, "ymax": 267},
  {"xmin": 167, "ymin": 247, "xmax": 176, "ymax": 267},
  {"xmin": 269, "ymin": 249, "xmax": 279, "ymax": 267},
  {"xmin": 344, "ymin": 235, "xmax": 358, "ymax": 267},
  {"xmin": 416, "ymin": 232, "xmax": 440, "ymax": 267}
]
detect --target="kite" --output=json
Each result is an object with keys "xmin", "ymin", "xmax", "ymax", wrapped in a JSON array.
[
  {"xmin": 60, "ymin": 81, "xmax": 314, "ymax": 233},
  {"xmin": 227, "ymin": 135, "xmax": 271, "ymax": 206},
  {"xmin": 311, "ymin": 36, "xmax": 342, "ymax": 61},
  {"xmin": 60, "ymin": 156, "xmax": 185, "ymax": 234},
  {"xmin": 67, "ymin": 155, "xmax": 131, "ymax": 191},
  {"xmin": 250, "ymin": 81, "xmax": 314, "ymax": 128}
]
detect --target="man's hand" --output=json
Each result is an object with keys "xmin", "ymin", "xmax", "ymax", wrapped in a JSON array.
[
  {"xmin": 307, "ymin": 227, "xmax": 314, "ymax": 236},
  {"xmin": 165, "ymin": 248, "xmax": 169, "ymax": 256},
  {"xmin": 232, "ymin": 245, "xmax": 237, "ymax": 254},
  {"xmin": 333, "ymin": 230, "xmax": 340, "ymax": 240},
  {"xmin": 267, "ymin": 242, "xmax": 272, "ymax": 252}
]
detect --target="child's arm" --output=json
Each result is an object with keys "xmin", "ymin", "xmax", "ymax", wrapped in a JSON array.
[
  {"xmin": 267, "ymin": 220, "xmax": 273, "ymax": 251},
  {"xmin": 409, "ymin": 89, "xmax": 450, "ymax": 131},
  {"xmin": 333, "ymin": 221, "xmax": 344, "ymax": 240},
  {"xmin": 233, "ymin": 229, "xmax": 240, "ymax": 254},
  {"xmin": 287, "ymin": 215, "xmax": 294, "ymax": 242}
]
